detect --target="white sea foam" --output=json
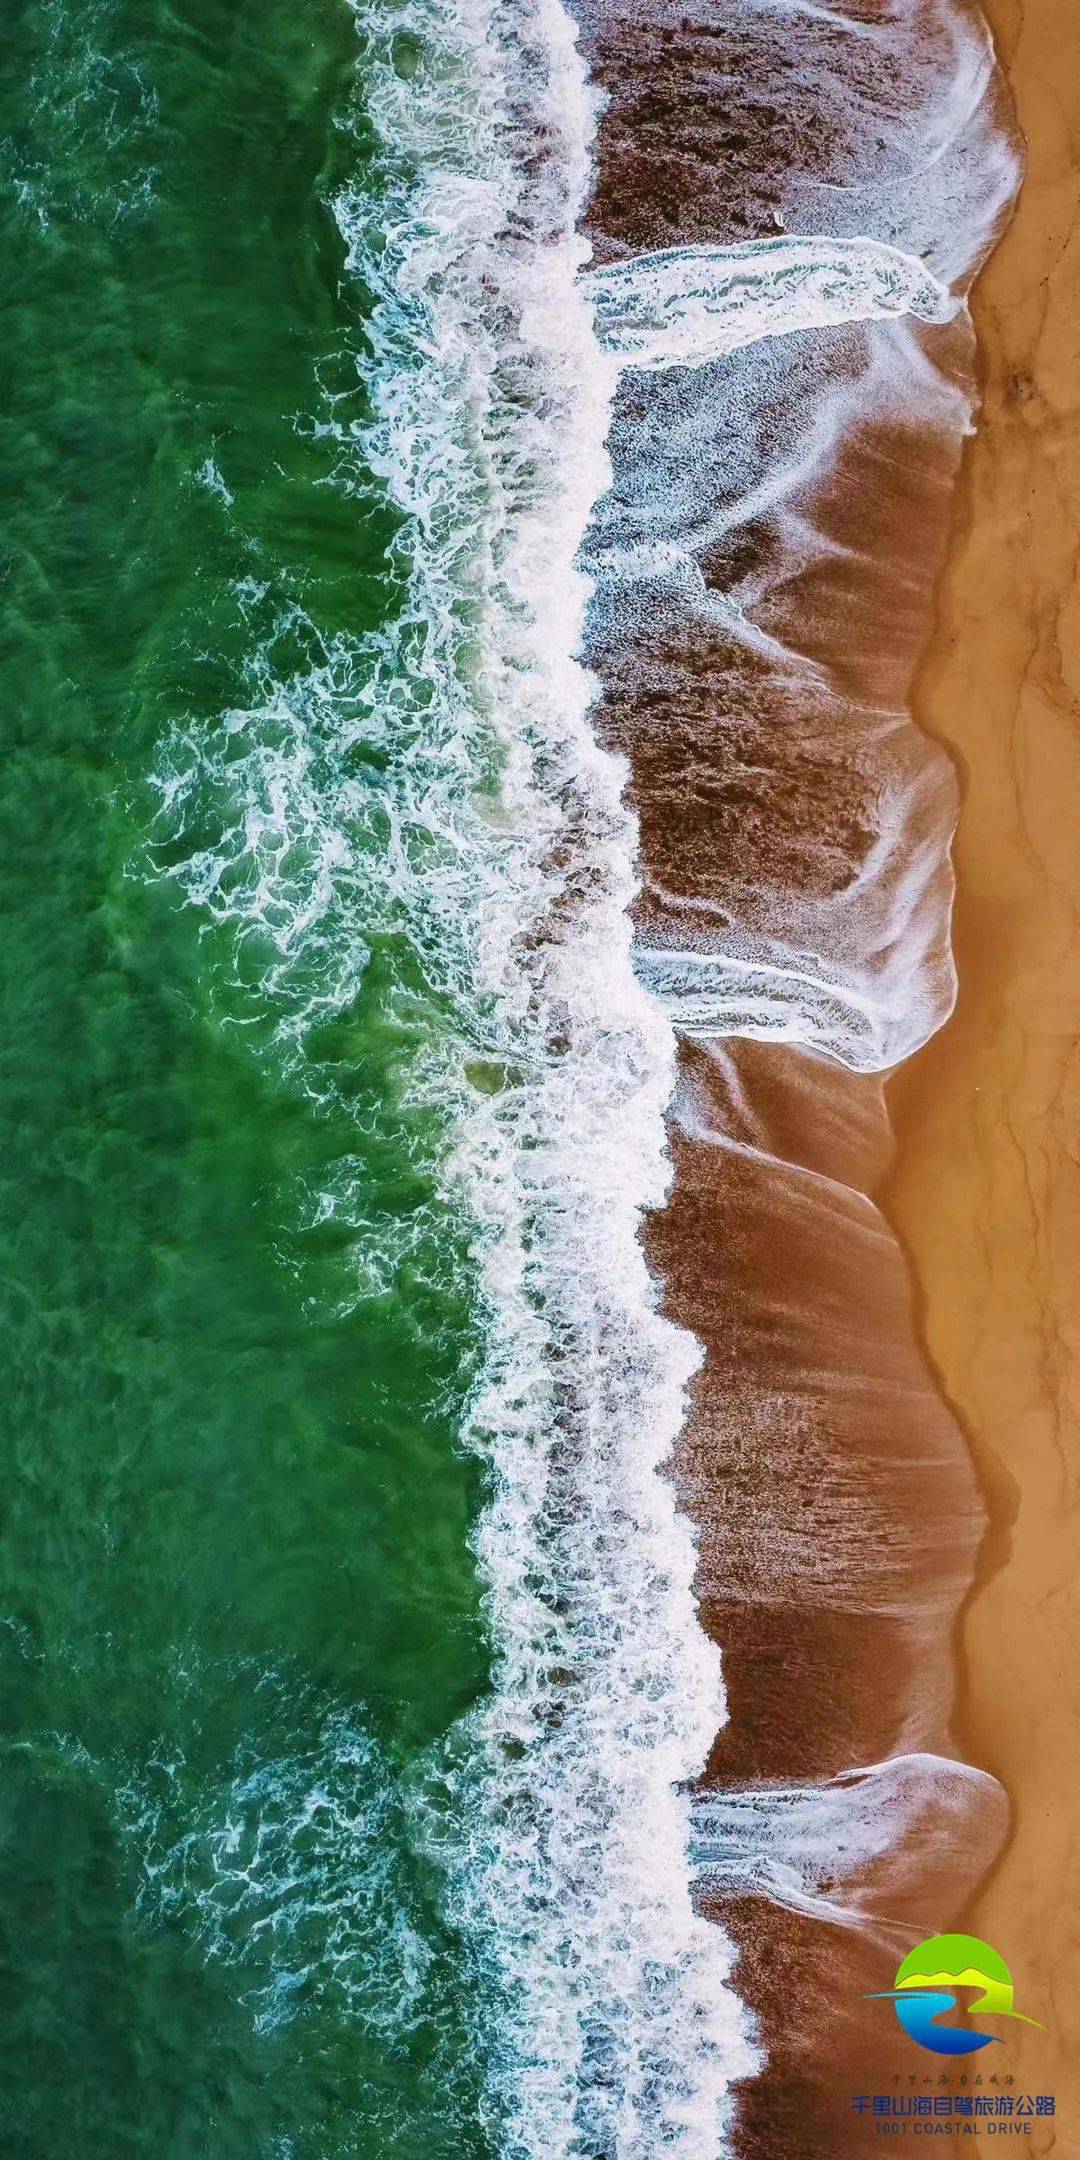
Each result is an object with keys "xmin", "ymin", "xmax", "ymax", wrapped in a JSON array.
[
  {"xmin": 137, "ymin": 0, "xmax": 1019, "ymax": 2136},
  {"xmin": 116, "ymin": 1684, "xmax": 436, "ymax": 2041},
  {"xmin": 144, "ymin": 0, "xmax": 758, "ymax": 2144},
  {"xmin": 693, "ymin": 1754, "xmax": 1008, "ymax": 1949},
  {"xmin": 584, "ymin": 235, "xmax": 957, "ymax": 372},
  {"xmin": 632, "ymin": 729, "xmax": 960, "ymax": 1071}
]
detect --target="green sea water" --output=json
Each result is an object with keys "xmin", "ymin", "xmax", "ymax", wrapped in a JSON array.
[{"xmin": 0, "ymin": 2, "xmax": 493, "ymax": 2152}]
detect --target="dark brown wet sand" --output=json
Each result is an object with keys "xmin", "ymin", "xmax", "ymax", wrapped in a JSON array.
[
  {"xmin": 569, "ymin": 0, "xmax": 1021, "ymax": 2149},
  {"xmin": 660, "ymin": 1044, "xmax": 996, "ymax": 2154}
]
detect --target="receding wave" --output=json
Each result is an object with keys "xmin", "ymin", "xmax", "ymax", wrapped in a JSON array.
[
  {"xmin": 571, "ymin": 0, "xmax": 1021, "ymax": 2137},
  {"xmin": 584, "ymin": 235, "xmax": 957, "ymax": 372}
]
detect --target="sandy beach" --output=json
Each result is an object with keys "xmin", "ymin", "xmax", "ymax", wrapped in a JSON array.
[
  {"xmin": 887, "ymin": 0, "xmax": 1080, "ymax": 2143},
  {"xmin": 566, "ymin": 0, "xmax": 1038, "ymax": 2148}
]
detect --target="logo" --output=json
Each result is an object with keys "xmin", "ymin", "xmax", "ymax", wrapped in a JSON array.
[{"xmin": 865, "ymin": 1933, "xmax": 1045, "ymax": 2056}]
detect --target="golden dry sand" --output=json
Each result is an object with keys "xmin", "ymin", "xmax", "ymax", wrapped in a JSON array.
[{"xmin": 887, "ymin": 1, "xmax": 1080, "ymax": 2147}]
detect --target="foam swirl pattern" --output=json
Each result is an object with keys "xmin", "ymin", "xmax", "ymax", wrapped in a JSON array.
[
  {"xmin": 146, "ymin": 0, "xmax": 760, "ymax": 2149},
  {"xmin": 584, "ymin": 235, "xmax": 958, "ymax": 372}
]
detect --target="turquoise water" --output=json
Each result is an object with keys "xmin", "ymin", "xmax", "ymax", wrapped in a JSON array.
[{"xmin": 0, "ymin": 3, "xmax": 493, "ymax": 2152}]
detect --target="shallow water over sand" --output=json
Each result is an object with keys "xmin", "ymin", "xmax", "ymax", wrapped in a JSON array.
[{"xmin": 569, "ymin": 0, "xmax": 1021, "ymax": 2143}]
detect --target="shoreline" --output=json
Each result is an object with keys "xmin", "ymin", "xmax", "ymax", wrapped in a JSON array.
[
  {"xmin": 886, "ymin": 0, "xmax": 1080, "ymax": 2141},
  {"xmin": 570, "ymin": 0, "xmax": 1025, "ymax": 2147}
]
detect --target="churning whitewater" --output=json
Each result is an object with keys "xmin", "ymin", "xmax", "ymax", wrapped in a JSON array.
[{"xmin": 344, "ymin": 0, "xmax": 762, "ymax": 2150}]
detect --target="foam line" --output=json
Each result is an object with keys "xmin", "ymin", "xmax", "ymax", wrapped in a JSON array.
[
  {"xmin": 337, "ymin": 0, "xmax": 761, "ymax": 2151},
  {"xmin": 693, "ymin": 1754, "xmax": 1008, "ymax": 1948},
  {"xmin": 142, "ymin": 0, "xmax": 761, "ymax": 2135},
  {"xmin": 582, "ymin": 235, "xmax": 958, "ymax": 373}
]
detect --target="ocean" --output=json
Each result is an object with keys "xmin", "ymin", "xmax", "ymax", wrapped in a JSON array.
[{"xmin": 0, "ymin": 0, "xmax": 1019, "ymax": 2153}]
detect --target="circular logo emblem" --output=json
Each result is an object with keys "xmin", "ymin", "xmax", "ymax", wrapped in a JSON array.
[{"xmin": 866, "ymin": 1933, "xmax": 1043, "ymax": 2056}]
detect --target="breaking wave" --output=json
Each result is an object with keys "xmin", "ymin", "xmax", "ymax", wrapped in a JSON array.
[{"xmin": 347, "ymin": 0, "xmax": 761, "ymax": 2147}]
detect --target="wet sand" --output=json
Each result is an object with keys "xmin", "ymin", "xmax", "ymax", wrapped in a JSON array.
[
  {"xmin": 571, "ymin": 0, "xmax": 1025, "ymax": 2149},
  {"xmin": 887, "ymin": 0, "xmax": 1080, "ymax": 2145}
]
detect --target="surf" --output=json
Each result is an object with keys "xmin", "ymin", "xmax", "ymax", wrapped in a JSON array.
[
  {"xmin": 565, "ymin": 0, "xmax": 1023, "ymax": 2137},
  {"xmin": 138, "ymin": 0, "xmax": 763, "ymax": 2146},
  {"xmin": 133, "ymin": 0, "xmax": 1022, "ymax": 2145}
]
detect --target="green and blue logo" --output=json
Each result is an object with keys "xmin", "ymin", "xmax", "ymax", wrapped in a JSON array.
[{"xmin": 866, "ymin": 1933, "xmax": 1045, "ymax": 2056}]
